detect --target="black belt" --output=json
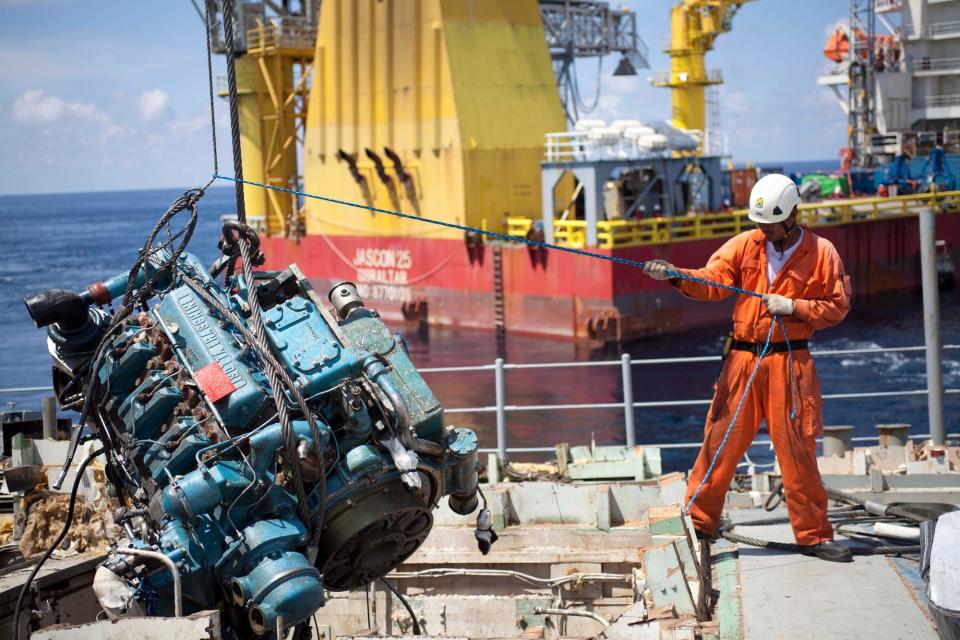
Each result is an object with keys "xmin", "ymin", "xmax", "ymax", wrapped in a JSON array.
[{"xmin": 730, "ymin": 339, "xmax": 808, "ymax": 355}]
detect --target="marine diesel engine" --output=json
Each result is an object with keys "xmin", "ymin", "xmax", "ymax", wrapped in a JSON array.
[{"xmin": 25, "ymin": 221, "xmax": 481, "ymax": 637}]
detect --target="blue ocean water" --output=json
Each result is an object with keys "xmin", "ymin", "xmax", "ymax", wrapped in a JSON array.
[{"xmin": 0, "ymin": 185, "xmax": 957, "ymax": 472}]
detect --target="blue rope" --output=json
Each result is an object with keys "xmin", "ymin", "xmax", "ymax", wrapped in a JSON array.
[
  {"xmin": 683, "ymin": 321, "xmax": 777, "ymax": 516},
  {"xmin": 213, "ymin": 174, "xmax": 765, "ymax": 300},
  {"xmin": 775, "ymin": 315, "xmax": 800, "ymax": 421}
]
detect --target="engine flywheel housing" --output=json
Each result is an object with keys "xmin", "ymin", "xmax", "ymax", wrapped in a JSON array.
[{"xmin": 317, "ymin": 478, "xmax": 433, "ymax": 590}]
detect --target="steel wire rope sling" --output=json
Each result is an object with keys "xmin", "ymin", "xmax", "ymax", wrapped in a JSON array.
[{"xmin": 217, "ymin": 0, "xmax": 327, "ymax": 564}]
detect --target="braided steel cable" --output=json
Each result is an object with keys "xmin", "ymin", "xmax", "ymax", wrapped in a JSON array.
[
  {"xmin": 718, "ymin": 499, "xmax": 922, "ymax": 556},
  {"xmin": 178, "ymin": 272, "xmax": 327, "ymax": 544},
  {"xmin": 215, "ymin": 0, "xmax": 329, "ymax": 550},
  {"xmin": 220, "ymin": 0, "xmax": 246, "ymax": 223},
  {"xmin": 235, "ymin": 237, "xmax": 312, "ymax": 531},
  {"xmin": 201, "ymin": 0, "xmax": 218, "ymax": 187},
  {"xmin": 719, "ymin": 531, "xmax": 920, "ymax": 556},
  {"xmin": 121, "ymin": 190, "xmax": 202, "ymax": 308},
  {"xmin": 825, "ymin": 487, "xmax": 928, "ymax": 523}
]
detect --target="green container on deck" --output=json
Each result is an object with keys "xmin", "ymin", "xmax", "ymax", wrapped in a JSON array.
[{"xmin": 801, "ymin": 173, "xmax": 850, "ymax": 197}]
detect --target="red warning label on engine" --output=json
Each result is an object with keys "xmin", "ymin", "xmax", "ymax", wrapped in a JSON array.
[{"xmin": 194, "ymin": 361, "xmax": 238, "ymax": 402}]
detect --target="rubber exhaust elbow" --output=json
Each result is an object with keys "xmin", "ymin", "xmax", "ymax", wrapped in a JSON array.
[{"xmin": 24, "ymin": 289, "xmax": 90, "ymax": 330}]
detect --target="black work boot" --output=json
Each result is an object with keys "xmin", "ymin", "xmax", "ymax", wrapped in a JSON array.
[
  {"xmin": 800, "ymin": 541, "xmax": 853, "ymax": 563},
  {"xmin": 694, "ymin": 518, "xmax": 730, "ymax": 542},
  {"xmin": 695, "ymin": 528, "xmax": 716, "ymax": 542}
]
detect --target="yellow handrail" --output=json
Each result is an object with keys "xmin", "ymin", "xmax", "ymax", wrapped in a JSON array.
[
  {"xmin": 504, "ymin": 191, "xmax": 960, "ymax": 249},
  {"xmin": 246, "ymin": 22, "xmax": 317, "ymax": 54}
]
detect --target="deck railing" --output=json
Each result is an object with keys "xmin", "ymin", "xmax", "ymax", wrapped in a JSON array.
[
  {"xmin": 927, "ymin": 20, "xmax": 960, "ymax": 39},
  {"xmin": 413, "ymin": 344, "xmax": 960, "ymax": 461},
  {"xmin": 3, "ymin": 345, "xmax": 956, "ymax": 466},
  {"xmin": 916, "ymin": 94, "xmax": 960, "ymax": 109},
  {"xmin": 506, "ymin": 190, "xmax": 960, "ymax": 249},
  {"xmin": 245, "ymin": 21, "xmax": 316, "ymax": 54},
  {"xmin": 649, "ymin": 69, "xmax": 722, "ymax": 86},
  {"xmin": 910, "ymin": 56, "xmax": 960, "ymax": 73}
]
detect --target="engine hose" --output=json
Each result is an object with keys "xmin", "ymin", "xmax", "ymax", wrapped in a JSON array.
[
  {"xmin": 12, "ymin": 446, "xmax": 105, "ymax": 640},
  {"xmin": 379, "ymin": 577, "xmax": 421, "ymax": 635}
]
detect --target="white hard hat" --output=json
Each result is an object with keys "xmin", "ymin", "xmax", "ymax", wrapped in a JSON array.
[{"xmin": 748, "ymin": 173, "xmax": 801, "ymax": 224}]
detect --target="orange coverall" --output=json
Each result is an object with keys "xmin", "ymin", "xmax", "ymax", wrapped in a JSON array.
[{"xmin": 672, "ymin": 227, "xmax": 851, "ymax": 546}]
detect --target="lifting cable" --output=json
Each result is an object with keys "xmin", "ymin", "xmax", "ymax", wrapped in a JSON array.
[
  {"xmin": 219, "ymin": 0, "xmax": 324, "ymax": 558},
  {"xmin": 717, "ymin": 486, "xmax": 928, "ymax": 556}
]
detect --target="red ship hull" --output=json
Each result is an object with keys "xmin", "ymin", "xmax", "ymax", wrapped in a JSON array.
[{"xmin": 262, "ymin": 215, "xmax": 960, "ymax": 342}]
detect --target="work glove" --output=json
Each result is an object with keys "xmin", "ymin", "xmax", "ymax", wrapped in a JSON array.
[
  {"xmin": 762, "ymin": 293, "xmax": 795, "ymax": 316},
  {"xmin": 643, "ymin": 259, "xmax": 675, "ymax": 281}
]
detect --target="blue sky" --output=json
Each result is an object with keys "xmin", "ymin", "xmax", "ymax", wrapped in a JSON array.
[{"xmin": 0, "ymin": 0, "xmax": 849, "ymax": 195}]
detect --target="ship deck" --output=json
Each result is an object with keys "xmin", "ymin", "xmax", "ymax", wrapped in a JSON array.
[
  {"xmin": 720, "ymin": 508, "xmax": 933, "ymax": 640},
  {"xmin": 0, "ymin": 492, "xmax": 947, "ymax": 639}
]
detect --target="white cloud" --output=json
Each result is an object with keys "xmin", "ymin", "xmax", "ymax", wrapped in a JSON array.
[
  {"xmin": 10, "ymin": 89, "xmax": 113, "ymax": 127},
  {"xmin": 168, "ymin": 113, "xmax": 208, "ymax": 135},
  {"xmin": 12, "ymin": 89, "xmax": 66, "ymax": 123},
  {"xmin": 6, "ymin": 88, "xmax": 129, "ymax": 149},
  {"xmin": 137, "ymin": 88, "xmax": 170, "ymax": 122}
]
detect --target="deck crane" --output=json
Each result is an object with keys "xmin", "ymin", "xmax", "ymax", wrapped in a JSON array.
[
  {"xmin": 538, "ymin": 0, "xmax": 650, "ymax": 124},
  {"xmin": 651, "ymin": 0, "xmax": 753, "ymax": 155}
]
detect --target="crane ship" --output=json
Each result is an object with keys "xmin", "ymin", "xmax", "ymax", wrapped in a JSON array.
[
  {"xmin": 213, "ymin": 0, "xmax": 960, "ymax": 343},
  {"xmin": 4, "ymin": 4, "xmax": 960, "ymax": 639}
]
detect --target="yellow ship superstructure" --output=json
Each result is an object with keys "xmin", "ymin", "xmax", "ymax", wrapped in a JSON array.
[{"xmin": 300, "ymin": 0, "xmax": 566, "ymax": 243}]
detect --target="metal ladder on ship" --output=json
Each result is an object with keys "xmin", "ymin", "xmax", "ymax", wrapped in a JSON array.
[{"xmin": 493, "ymin": 243, "xmax": 506, "ymax": 356}]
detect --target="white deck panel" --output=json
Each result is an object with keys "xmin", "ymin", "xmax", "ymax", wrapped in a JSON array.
[{"xmin": 729, "ymin": 509, "xmax": 937, "ymax": 640}]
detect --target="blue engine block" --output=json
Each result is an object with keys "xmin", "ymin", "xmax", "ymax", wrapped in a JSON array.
[{"xmin": 62, "ymin": 254, "xmax": 480, "ymax": 637}]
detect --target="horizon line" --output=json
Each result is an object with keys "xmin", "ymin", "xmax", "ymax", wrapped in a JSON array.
[{"xmin": 0, "ymin": 158, "xmax": 843, "ymax": 198}]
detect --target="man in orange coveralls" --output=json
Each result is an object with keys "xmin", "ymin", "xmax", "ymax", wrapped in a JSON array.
[{"xmin": 643, "ymin": 173, "xmax": 853, "ymax": 562}]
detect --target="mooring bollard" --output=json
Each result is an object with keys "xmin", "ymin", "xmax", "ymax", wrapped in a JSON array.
[{"xmin": 822, "ymin": 425, "xmax": 854, "ymax": 458}]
